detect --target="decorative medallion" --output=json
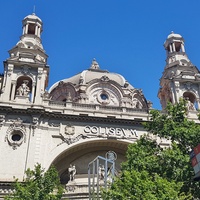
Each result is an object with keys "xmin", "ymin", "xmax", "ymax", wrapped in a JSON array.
[{"xmin": 5, "ymin": 118, "xmax": 26, "ymax": 150}]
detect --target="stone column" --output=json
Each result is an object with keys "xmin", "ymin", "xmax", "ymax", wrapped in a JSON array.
[
  {"xmin": 38, "ymin": 27, "xmax": 41, "ymax": 37},
  {"xmin": 35, "ymin": 26, "xmax": 38, "ymax": 36},
  {"xmin": 2, "ymin": 64, "xmax": 14, "ymax": 101},
  {"xmin": 169, "ymin": 44, "xmax": 173, "ymax": 53},
  {"xmin": 23, "ymin": 26, "xmax": 25, "ymax": 35},
  {"xmin": 25, "ymin": 24, "xmax": 29, "ymax": 34},
  {"xmin": 34, "ymin": 68, "xmax": 43, "ymax": 104},
  {"xmin": 172, "ymin": 43, "xmax": 176, "ymax": 52},
  {"xmin": 31, "ymin": 82, "xmax": 36, "ymax": 103},
  {"xmin": 171, "ymin": 81, "xmax": 176, "ymax": 104},
  {"xmin": 11, "ymin": 81, "xmax": 16, "ymax": 100},
  {"xmin": 181, "ymin": 44, "xmax": 185, "ymax": 52}
]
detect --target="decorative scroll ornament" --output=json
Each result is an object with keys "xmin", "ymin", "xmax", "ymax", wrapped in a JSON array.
[
  {"xmin": 42, "ymin": 90, "xmax": 50, "ymax": 100},
  {"xmin": 7, "ymin": 64, "xmax": 13, "ymax": 76},
  {"xmin": 58, "ymin": 133, "xmax": 87, "ymax": 146},
  {"xmin": 0, "ymin": 115, "xmax": 5, "ymax": 127},
  {"xmin": 37, "ymin": 69, "xmax": 43, "ymax": 80},
  {"xmin": 21, "ymin": 66, "xmax": 31, "ymax": 75},
  {"xmin": 5, "ymin": 118, "xmax": 26, "ymax": 150},
  {"xmin": 58, "ymin": 124, "xmax": 87, "ymax": 146},
  {"xmin": 31, "ymin": 117, "xmax": 39, "ymax": 135}
]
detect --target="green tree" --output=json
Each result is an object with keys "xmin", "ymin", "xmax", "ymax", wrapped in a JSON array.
[
  {"xmin": 5, "ymin": 164, "xmax": 64, "ymax": 200},
  {"xmin": 145, "ymin": 99, "xmax": 200, "ymax": 197},
  {"xmin": 103, "ymin": 99, "xmax": 200, "ymax": 199},
  {"xmin": 102, "ymin": 137, "xmax": 191, "ymax": 200}
]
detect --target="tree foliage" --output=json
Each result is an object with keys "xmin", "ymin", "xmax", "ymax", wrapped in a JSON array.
[
  {"xmin": 103, "ymin": 99, "xmax": 200, "ymax": 199},
  {"xmin": 5, "ymin": 164, "xmax": 64, "ymax": 200}
]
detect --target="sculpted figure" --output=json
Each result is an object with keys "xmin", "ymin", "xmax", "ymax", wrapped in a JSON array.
[
  {"xmin": 187, "ymin": 100, "xmax": 195, "ymax": 111},
  {"xmin": 17, "ymin": 80, "xmax": 30, "ymax": 96},
  {"xmin": 98, "ymin": 165, "xmax": 105, "ymax": 180},
  {"xmin": 186, "ymin": 98, "xmax": 195, "ymax": 111},
  {"xmin": 68, "ymin": 164, "xmax": 76, "ymax": 181}
]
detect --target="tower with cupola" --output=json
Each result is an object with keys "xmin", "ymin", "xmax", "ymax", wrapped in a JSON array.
[
  {"xmin": 158, "ymin": 32, "xmax": 200, "ymax": 112},
  {"xmin": 0, "ymin": 13, "xmax": 49, "ymax": 104}
]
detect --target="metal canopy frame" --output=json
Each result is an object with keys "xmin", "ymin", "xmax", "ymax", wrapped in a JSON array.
[{"xmin": 88, "ymin": 155, "xmax": 115, "ymax": 200}]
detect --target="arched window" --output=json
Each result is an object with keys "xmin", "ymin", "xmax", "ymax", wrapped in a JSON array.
[{"xmin": 15, "ymin": 76, "xmax": 32, "ymax": 100}]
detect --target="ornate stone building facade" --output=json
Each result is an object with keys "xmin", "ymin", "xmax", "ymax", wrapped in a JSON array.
[{"xmin": 0, "ymin": 14, "xmax": 198, "ymax": 199}]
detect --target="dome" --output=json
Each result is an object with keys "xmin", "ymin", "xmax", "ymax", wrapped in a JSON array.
[
  {"xmin": 49, "ymin": 59, "xmax": 134, "ymax": 93},
  {"xmin": 49, "ymin": 69, "xmax": 132, "ymax": 92},
  {"xmin": 23, "ymin": 13, "xmax": 42, "ymax": 23},
  {"xmin": 167, "ymin": 31, "xmax": 182, "ymax": 39},
  {"xmin": 48, "ymin": 59, "xmax": 149, "ymax": 109}
]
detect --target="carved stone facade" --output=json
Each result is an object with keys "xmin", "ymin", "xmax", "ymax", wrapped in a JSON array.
[{"xmin": 0, "ymin": 14, "xmax": 198, "ymax": 200}]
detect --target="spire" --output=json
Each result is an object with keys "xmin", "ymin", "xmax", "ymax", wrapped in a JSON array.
[
  {"xmin": 33, "ymin": 5, "xmax": 36, "ymax": 15},
  {"xmin": 90, "ymin": 58, "xmax": 100, "ymax": 70}
]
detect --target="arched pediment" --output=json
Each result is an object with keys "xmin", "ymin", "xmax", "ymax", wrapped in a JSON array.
[
  {"xmin": 131, "ymin": 89, "xmax": 149, "ymax": 109},
  {"xmin": 50, "ymin": 82, "xmax": 77, "ymax": 101},
  {"xmin": 85, "ymin": 79, "xmax": 123, "ymax": 106}
]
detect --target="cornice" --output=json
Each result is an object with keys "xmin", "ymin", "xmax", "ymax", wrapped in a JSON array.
[{"xmin": 0, "ymin": 106, "xmax": 147, "ymax": 126}]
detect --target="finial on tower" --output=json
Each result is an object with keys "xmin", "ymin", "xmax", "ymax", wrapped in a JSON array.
[{"xmin": 33, "ymin": 5, "xmax": 36, "ymax": 15}]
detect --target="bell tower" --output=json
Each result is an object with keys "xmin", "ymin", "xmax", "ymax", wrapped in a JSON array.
[
  {"xmin": 0, "ymin": 13, "xmax": 49, "ymax": 104},
  {"xmin": 158, "ymin": 32, "xmax": 200, "ymax": 111}
]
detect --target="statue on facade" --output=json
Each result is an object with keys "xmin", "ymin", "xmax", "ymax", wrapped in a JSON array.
[
  {"xmin": 132, "ymin": 98, "xmax": 142, "ymax": 109},
  {"xmin": 68, "ymin": 164, "xmax": 76, "ymax": 181},
  {"xmin": 186, "ymin": 97, "xmax": 196, "ymax": 111},
  {"xmin": 16, "ymin": 80, "xmax": 30, "ymax": 96},
  {"xmin": 98, "ymin": 165, "xmax": 105, "ymax": 180}
]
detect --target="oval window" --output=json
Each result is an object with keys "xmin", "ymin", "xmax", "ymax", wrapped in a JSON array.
[
  {"xmin": 100, "ymin": 93, "xmax": 108, "ymax": 100},
  {"xmin": 12, "ymin": 134, "xmax": 22, "ymax": 141}
]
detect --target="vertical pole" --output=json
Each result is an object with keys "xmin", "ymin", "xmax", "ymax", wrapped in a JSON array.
[
  {"xmin": 112, "ymin": 162, "xmax": 115, "ymax": 183},
  {"xmin": 97, "ymin": 158, "xmax": 99, "ymax": 199},
  {"xmin": 88, "ymin": 165, "xmax": 91, "ymax": 200},
  {"xmin": 105, "ymin": 159, "xmax": 108, "ymax": 190},
  {"xmin": 92, "ymin": 161, "xmax": 95, "ymax": 198}
]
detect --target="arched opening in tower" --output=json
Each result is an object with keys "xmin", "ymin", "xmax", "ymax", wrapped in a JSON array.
[
  {"xmin": 27, "ymin": 23, "xmax": 36, "ymax": 35},
  {"xmin": 15, "ymin": 76, "xmax": 32, "ymax": 100},
  {"xmin": 183, "ymin": 92, "xmax": 197, "ymax": 110}
]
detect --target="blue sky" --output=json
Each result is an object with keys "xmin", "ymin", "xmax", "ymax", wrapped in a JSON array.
[{"xmin": 1, "ymin": 1, "xmax": 200, "ymax": 109}]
